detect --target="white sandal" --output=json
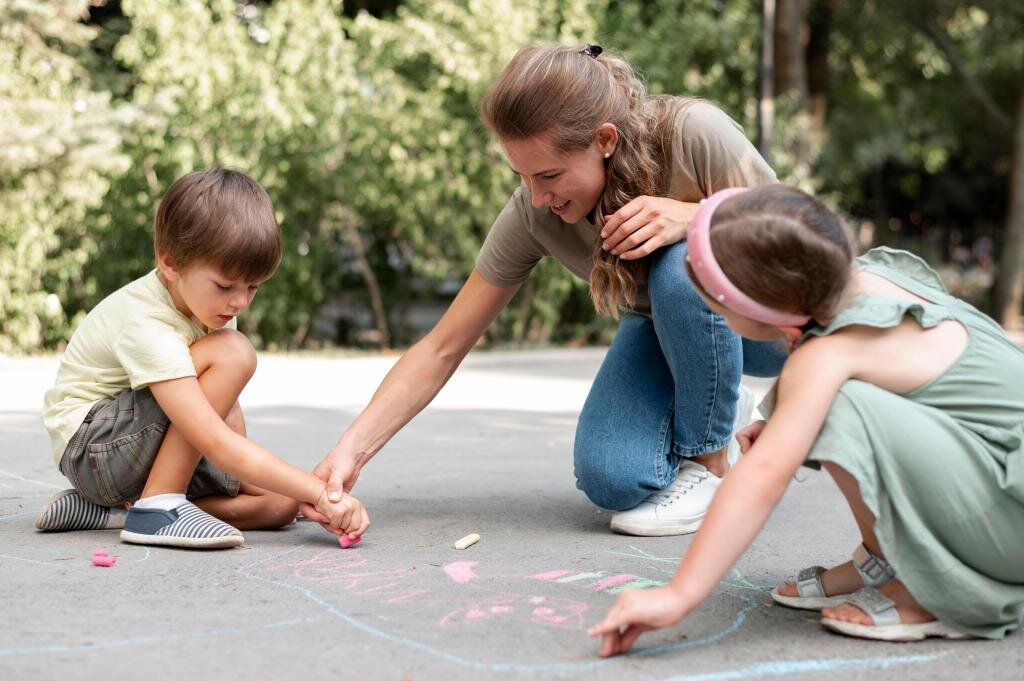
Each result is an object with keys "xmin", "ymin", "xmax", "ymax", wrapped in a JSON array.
[
  {"xmin": 820, "ymin": 586, "xmax": 974, "ymax": 641},
  {"xmin": 770, "ymin": 543, "xmax": 895, "ymax": 610}
]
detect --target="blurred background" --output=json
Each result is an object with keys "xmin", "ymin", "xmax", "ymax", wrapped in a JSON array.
[{"xmin": 2, "ymin": 0, "xmax": 1022, "ymax": 354}]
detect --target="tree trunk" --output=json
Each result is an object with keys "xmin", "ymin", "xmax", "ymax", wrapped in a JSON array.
[
  {"xmin": 757, "ymin": 0, "xmax": 776, "ymax": 161},
  {"xmin": 994, "ymin": 88, "xmax": 1024, "ymax": 329},
  {"xmin": 805, "ymin": 0, "xmax": 833, "ymax": 130},
  {"xmin": 345, "ymin": 221, "xmax": 392, "ymax": 349},
  {"xmin": 773, "ymin": 0, "xmax": 808, "ymax": 109}
]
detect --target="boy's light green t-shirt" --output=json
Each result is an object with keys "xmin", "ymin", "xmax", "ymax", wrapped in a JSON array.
[
  {"xmin": 42, "ymin": 270, "xmax": 236, "ymax": 465},
  {"xmin": 475, "ymin": 101, "xmax": 777, "ymax": 314}
]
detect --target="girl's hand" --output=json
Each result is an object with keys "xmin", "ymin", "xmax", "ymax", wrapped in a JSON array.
[
  {"xmin": 600, "ymin": 197, "xmax": 701, "ymax": 260},
  {"xmin": 314, "ymin": 489, "xmax": 370, "ymax": 538},
  {"xmin": 736, "ymin": 419, "xmax": 767, "ymax": 454},
  {"xmin": 587, "ymin": 586, "xmax": 689, "ymax": 657}
]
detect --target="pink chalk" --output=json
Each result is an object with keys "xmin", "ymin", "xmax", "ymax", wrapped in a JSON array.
[
  {"xmin": 93, "ymin": 549, "xmax": 108, "ymax": 557},
  {"xmin": 92, "ymin": 554, "xmax": 116, "ymax": 567},
  {"xmin": 339, "ymin": 534, "xmax": 362, "ymax": 549}
]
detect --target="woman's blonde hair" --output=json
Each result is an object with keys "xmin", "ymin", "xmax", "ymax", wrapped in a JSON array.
[{"xmin": 480, "ymin": 44, "xmax": 696, "ymax": 315}]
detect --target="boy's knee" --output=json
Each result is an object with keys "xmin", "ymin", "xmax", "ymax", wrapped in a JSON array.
[{"xmin": 198, "ymin": 329, "xmax": 257, "ymax": 377}]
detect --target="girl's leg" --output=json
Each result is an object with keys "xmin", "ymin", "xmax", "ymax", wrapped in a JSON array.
[
  {"xmin": 573, "ymin": 314, "xmax": 676, "ymax": 511},
  {"xmin": 818, "ymin": 462, "xmax": 936, "ymax": 626}
]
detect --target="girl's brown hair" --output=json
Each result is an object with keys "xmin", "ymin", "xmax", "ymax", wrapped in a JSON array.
[
  {"xmin": 688, "ymin": 185, "xmax": 855, "ymax": 325},
  {"xmin": 480, "ymin": 44, "xmax": 698, "ymax": 315},
  {"xmin": 154, "ymin": 168, "xmax": 282, "ymax": 282}
]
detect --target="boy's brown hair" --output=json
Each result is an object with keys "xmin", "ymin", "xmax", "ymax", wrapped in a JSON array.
[{"xmin": 154, "ymin": 168, "xmax": 282, "ymax": 282}]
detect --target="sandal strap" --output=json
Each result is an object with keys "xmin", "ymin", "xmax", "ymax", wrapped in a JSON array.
[
  {"xmin": 840, "ymin": 586, "xmax": 901, "ymax": 626},
  {"xmin": 795, "ymin": 565, "xmax": 828, "ymax": 598},
  {"xmin": 852, "ymin": 543, "xmax": 895, "ymax": 587}
]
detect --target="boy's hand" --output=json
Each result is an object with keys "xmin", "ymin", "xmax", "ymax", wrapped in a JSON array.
[
  {"xmin": 587, "ymin": 587, "xmax": 688, "ymax": 657},
  {"xmin": 735, "ymin": 419, "xmax": 767, "ymax": 454},
  {"xmin": 313, "ymin": 489, "xmax": 370, "ymax": 538}
]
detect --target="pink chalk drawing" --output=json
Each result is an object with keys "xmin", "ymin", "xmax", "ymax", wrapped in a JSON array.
[
  {"xmin": 443, "ymin": 560, "xmax": 479, "ymax": 585},
  {"xmin": 439, "ymin": 594, "xmax": 587, "ymax": 630}
]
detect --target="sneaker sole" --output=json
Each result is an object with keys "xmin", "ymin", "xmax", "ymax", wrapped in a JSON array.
[
  {"xmin": 609, "ymin": 515, "xmax": 704, "ymax": 537},
  {"xmin": 120, "ymin": 529, "xmax": 244, "ymax": 549},
  {"xmin": 35, "ymin": 489, "xmax": 110, "ymax": 532}
]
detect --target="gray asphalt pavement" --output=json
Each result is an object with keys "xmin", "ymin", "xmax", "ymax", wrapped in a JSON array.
[{"xmin": 1, "ymin": 350, "xmax": 1020, "ymax": 680}]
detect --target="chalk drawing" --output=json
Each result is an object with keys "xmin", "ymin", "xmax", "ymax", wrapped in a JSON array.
[
  {"xmin": 0, "ymin": 469, "xmax": 63, "ymax": 490},
  {"xmin": 443, "ymin": 560, "xmax": 479, "ymax": 584},
  {"xmin": 237, "ymin": 547, "xmax": 953, "ymax": 677},
  {"xmin": 439, "ymin": 594, "xmax": 587, "ymax": 630}
]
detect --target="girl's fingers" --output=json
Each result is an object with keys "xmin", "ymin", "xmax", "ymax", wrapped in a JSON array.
[{"xmin": 619, "ymin": 625, "xmax": 646, "ymax": 653}]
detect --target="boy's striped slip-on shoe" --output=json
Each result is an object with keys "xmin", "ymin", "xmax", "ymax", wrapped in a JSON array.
[
  {"xmin": 35, "ymin": 489, "xmax": 119, "ymax": 531},
  {"xmin": 120, "ymin": 502, "xmax": 243, "ymax": 549}
]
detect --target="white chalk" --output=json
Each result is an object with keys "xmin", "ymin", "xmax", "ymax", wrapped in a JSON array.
[{"xmin": 453, "ymin": 533, "xmax": 480, "ymax": 550}]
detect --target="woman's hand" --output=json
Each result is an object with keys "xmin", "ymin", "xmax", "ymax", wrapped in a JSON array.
[
  {"xmin": 299, "ymin": 444, "xmax": 366, "ymax": 524},
  {"xmin": 735, "ymin": 419, "xmax": 767, "ymax": 454},
  {"xmin": 587, "ymin": 586, "xmax": 689, "ymax": 657},
  {"xmin": 600, "ymin": 197, "xmax": 701, "ymax": 260}
]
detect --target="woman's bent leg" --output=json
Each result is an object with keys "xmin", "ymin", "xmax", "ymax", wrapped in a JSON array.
[{"xmin": 573, "ymin": 314, "xmax": 676, "ymax": 511}]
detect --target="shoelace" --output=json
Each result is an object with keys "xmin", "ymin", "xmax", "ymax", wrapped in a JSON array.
[{"xmin": 651, "ymin": 468, "xmax": 710, "ymax": 506}]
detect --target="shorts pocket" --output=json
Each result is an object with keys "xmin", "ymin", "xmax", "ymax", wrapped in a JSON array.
[{"xmin": 86, "ymin": 422, "xmax": 168, "ymax": 505}]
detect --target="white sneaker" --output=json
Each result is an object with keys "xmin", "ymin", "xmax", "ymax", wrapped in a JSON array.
[
  {"xmin": 609, "ymin": 460, "xmax": 721, "ymax": 536},
  {"xmin": 608, "ymin": 385, "xmax": 757, "ymax": 537}
]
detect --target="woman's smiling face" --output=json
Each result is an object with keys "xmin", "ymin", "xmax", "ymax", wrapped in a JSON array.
[{"xmin": 501, "ymin": 130, "xmax": 614, "ymax": 224}]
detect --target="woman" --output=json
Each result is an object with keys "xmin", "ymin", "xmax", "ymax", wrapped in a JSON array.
[{"xmin": 307, "ymin": 44, "xmax": 787, "ymax": 536}]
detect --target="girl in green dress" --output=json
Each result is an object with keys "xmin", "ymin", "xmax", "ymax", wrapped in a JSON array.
[{"xmin": 589, "ymin": 184, "xmax": 1024, "ymax": 655}]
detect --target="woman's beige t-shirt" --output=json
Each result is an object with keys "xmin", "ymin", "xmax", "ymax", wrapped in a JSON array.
[{"xmin": 475, "ymin": 101, "xmax": 776, "ymax": 313}]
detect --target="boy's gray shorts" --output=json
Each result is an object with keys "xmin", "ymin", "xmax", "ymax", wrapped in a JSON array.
[{"xmin": 59, "ymin": 388, "xmax": 240, "ymax": 507}]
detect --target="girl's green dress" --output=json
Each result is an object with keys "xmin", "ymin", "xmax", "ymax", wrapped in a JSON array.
[{"xmin": 792, "ymin": 247, "xmax": 1024, "ymax": 638}]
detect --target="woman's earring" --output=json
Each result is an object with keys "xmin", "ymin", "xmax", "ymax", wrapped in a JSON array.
[{"xmin": 603, "ymin": 152, "xmax": 611, "ymax": 159}]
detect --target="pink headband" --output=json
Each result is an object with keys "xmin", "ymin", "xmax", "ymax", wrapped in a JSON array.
[{"xmin": 687, "ymin": 187, "xmax": 811, "ymax": 327}]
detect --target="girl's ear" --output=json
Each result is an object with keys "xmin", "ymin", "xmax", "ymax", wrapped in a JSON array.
[
  {"xmin": 596, "ymin": 122, "xmax": 618, "ymax": 156},
  {"xmin": 156, "ymin": 250, "xmax": 182, "ymax": 283}
]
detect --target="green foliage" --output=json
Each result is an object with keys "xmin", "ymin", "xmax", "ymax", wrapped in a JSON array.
[
  {"xmin": 2, "ymin": 0, "xmax": 1022, "ymax": 351},
  {"xmin": 0, "ymin": 0, "xmax": 131, "ymax": 352}
]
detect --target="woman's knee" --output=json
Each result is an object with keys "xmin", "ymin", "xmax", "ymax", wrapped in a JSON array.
[
  {"xmin": 573, "ymin": 444, "xmax": 652, "ymax": 511},
  {"xmin": 647, "ymin": 242, "xmax": 702, "ymax": 309}
]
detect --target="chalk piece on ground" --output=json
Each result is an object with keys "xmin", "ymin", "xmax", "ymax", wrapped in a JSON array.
[
  {"xmin": 339, "ymin": 534, "xmax": 361, "ymax": 549},
  {"xmin": 92, "ymin": 553, "xmax": 116, "ymax": 567},
  {"xmin": 93, "ymin": 549, "xmax": 108, "ymax": 557},
  {"xmin": 453, "ymin": 533, "xmax": 480, "ymax": 550}
]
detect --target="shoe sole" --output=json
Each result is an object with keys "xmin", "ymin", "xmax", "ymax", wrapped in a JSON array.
[
  {"xmin": 770, "ymin": 587, "xmax": 849, "ymax": 610},
  {"xmin": 35, "ymin": 489, "xmax": 79, "ymax": 530},
  {"xmin": 820, "ymin": 617, "xmax": 974, "ymax": 641},
  {"xmin": 120, "ymin": 529, "xmax": 244, "ymax": 549},
  {"xmin": 609, "ymin": 515, "xmax": 704, "ymax": 537}
]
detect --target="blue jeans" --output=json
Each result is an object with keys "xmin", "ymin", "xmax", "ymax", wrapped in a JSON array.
[{"xmin": 573, "ymin": 241, "xmax": 787, "ymax": 510}]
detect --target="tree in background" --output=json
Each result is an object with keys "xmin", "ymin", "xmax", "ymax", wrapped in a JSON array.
[
  {"xmin": 0, "ymin": 0, "xmax": 131, "ymax": 352},
  {"xmin": 2, "ymin": 0, "xmax": 1022, "ymax": 351}
]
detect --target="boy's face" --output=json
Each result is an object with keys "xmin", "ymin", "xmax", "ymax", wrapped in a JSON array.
[{"xmin": 158, "ymin": 255, "xmax": 262, "ymax": 330}]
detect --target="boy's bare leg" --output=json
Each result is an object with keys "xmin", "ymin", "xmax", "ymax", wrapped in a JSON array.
[
  {"xmin": 818, "ymin": 462, "xmax": 936, "ymax": 625},
  {"xmin": 194, "ymin": 402, "xmax": 298, "ymax": 529},
  {"xmin": 138, "ymin": 329, "xmax": 297, "ymax": 529}
]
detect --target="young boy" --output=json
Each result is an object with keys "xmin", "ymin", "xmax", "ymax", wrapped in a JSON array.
[{"xmin": 38, "ymin": 168, "xmax": 368, "ymax": 549}]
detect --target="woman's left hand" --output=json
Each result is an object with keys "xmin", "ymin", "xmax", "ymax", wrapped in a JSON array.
[
  {"xmin": 600, "ymin": 196, "xmax": 701, "ymax": 260},
  {"xmin": 587, "ymin": 586, "xmax": 689, "ymax": 657}
]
